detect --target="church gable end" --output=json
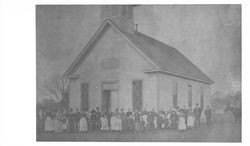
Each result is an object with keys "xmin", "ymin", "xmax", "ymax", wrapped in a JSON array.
[{"xmin": 67, "ymin": 22, "xmax": 156, "ymax": 78}]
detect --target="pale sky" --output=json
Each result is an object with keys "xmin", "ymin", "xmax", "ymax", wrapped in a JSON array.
[{"xmin": 36, "ymin": 5, "xmax": 241, "ymax": 101}]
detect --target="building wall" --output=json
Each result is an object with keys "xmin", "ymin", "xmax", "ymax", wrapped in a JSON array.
[
  {"xmin": 68, "ymin": 24, "xmax": 211, "ymax": 113},
  {"xmin": 68, "ymin": 78, "xmax": 81, "ymax": 110},
  {"xmin": 68, "ymin": 24, "xmax": 157, "ymax": 112},
  {"xmin": 158, "ymin": 73, "xmax": 211, "ymax": 112}
]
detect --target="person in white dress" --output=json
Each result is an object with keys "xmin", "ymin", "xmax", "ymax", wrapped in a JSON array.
[
  {"xmin": 116, "ymin": 116, "xmax": 122, "ymax": 131},
  {"xmin": 142, "ymin": 113, "xmax": 148, "ymax": 130},
  {"xmin": 187, "ymin": 109, "xmax": 194, "ymax": 129},
  {"xmin": 100, "ymin": 114, "xmax": 109, "ymax": 131},
  {"xmin": 153, "ymin": 116, "xmax": 157, "ymax": 129},
  {"xmin": 44, "ymin": 115, "xmax": 50, "ymax": 132},
  {"xmin": 110, "ymin": 113, "xmax": 116, "ymax": 131},
  {"xmin": 62, "ymin": 119, "xmax": 68, "ymax": 132},
  {"xmin": 54, "ymin": 111, "xmax": 63, "ymax": 133},
  {"xmin": 166, "ymin": 110, "xmax": 172, "ymax": 128},
  {"xmin": 114, "ymin": 109, "xmax": 122, "ymax": 131},
  {"xmin": 79, "ymin": 112, "xmax": 88, "ymax": 132},
  {"xmin": 178, "ymin": 109, "xmax": 187, "ymax": 131},
  {"xmin": 160, "ymin": 113, "xmax": 165, "ymax": 129},
  {"xmin": 44, "ymin": 112, "xmax": 54, "ymax": 132}
]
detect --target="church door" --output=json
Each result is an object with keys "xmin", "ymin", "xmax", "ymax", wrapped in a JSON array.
[{"xmin": 102, "ymin": 90, "xmax": 111, "ymax": 113}]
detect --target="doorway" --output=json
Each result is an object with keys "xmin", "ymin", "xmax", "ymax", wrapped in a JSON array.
[
  {"xmin": 102, "ymin": 90, "xmax": 119, "ymax": 112},
  {"xmin": 102, "ymin": 90, "xmax": 111, "ymax": 113},
  {"xmin": 101, "ymin": 82, "xmax": 119, "ymax": 112}
]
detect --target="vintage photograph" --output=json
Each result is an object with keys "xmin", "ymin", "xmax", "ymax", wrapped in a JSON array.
[{"xmin": 36, "ymin": 5, "xmax": 241, "ymax": 142}]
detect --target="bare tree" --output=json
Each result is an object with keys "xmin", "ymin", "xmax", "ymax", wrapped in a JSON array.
[{"xmin": 43, "ymin": 75, "xmax": 69, "ymax": 110}]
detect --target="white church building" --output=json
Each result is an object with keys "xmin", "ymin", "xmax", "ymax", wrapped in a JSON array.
[{"xmin": 63, "ymin": 5, "xmax": 214, "ymax": 113}]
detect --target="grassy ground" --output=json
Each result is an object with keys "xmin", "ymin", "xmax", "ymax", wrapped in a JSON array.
[{"xmin": 37, "ymin": 112, "xmax": 241, "ymax": 142}]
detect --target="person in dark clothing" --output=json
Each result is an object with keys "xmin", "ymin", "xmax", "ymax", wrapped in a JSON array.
[
  {"xmin": 37, "ymin": 109, "xmax": 45, "ymax": 133},
  {"xmin": 140, "ymin": 115, "xmax": 145, "ymax": 132},
  {"xmin": 193, "ymin": 103, "xmax": 202, "ymax": 128},
  {"xmin": 125, "ymin": 108, "xmax": 133, "ymax": 131},
  {"xmin": 74, "ymin": 108, "xmax": 81, "ymax": 133},
  {"xmin": 126, "ymin": 113, "xmax": 134, "ymax": 131},
  {"xmin": 126, "ymin": 108, "xmax": 132, "ymax": 117},
  {"xmin": 170, "ymin": 110, "xmax": 178, "ymax": 129},
  {"xmin": 204, "ymin": 105, "xmax": 212, "ymax": 126},
  {"xmin": 90, "ymin": 110, "xmax": 97, "ymax": 132},
  {"xmin": 96, "ymin": 107, "xmax": 102, "ymax": 131},
  {"xmin": 141, "ymin": 110, "xmax": 148, "ymax": 131},
  {"xmin": 157, "ymin": 112, "xmax": 164, "ymax": 129},
  {"xmin": 147, "ymin": 111, "xmax": 154, "ymax": 131},
  {"xmin": 183, "ymin": 105, "xmax": 188, "ymax": 126},
  {"xmin": 105, "ymin": 111, "xmax": 111, "ymax": 131},
  {"xmin": 67, "ymin": 108, "xmax": 75, "ymax": 133},
  {"xmin": 134, "ymin": 110, "xmax": 141, "ymax": 132},
  {"xmin": 157, "ymin": 109, "xmax": 163, "ymax": 129},
  {"xmin": 86, "ymin": 110, "xmax": 91, "ymax": 131}
]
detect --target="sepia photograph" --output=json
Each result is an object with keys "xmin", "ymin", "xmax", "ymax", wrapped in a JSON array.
[{"xmin": 36, "ymin": 4, "xmax": 241, "ymax": 142}]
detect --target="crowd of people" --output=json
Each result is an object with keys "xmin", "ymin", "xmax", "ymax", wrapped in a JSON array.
[{"xmin": 37, "ymin": 103, "xmax": 212, "ymax": 133}]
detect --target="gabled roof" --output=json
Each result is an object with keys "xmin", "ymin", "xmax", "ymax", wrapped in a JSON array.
[
  {"xmin": 120, "ymin": 30, "xmax": 214, "ymax": 84},
  {"xmin": 63, "ymin": 20, "xmax": 213, "ymax": 84}
]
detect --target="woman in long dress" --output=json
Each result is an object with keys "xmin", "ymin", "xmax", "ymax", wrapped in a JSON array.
[
  {"xmin": 153, "ymin": 115, "xmax": 157, "ymax": 129},
  {"xmin": 44, "ymin": 112, "xmax": 54, "ymax": 132},
  {"xmin": 67, "ymin": 109, "xmax": 75, "ymax": 133},
  {"xmin": 116, "ymin": 117, "xmax": 122, "ymax": 131},
  {"xmin": 166, "ymin": 111, "xmax": 171, "ymax": 128},
  {"xmin": 187, "ymin": 109, "xmax": 194, "ymax": 129},
  {"xmin": 79, "ymin": 112, "xmax": 88, "ymax": 132},
  {"xmin": 178, "ymin": 109, "xmax": 187, "ymax": 131},
  {"xmin": 110, "ymin": 113, "xmax": 116, "ymax": 131},
  {"xmin": 116, "ymin": 113, "xmax": 122, "ymax": 131},
  {"xmin": 44, "ymin": 113, "xmax": 50, "ymax": 132},
  {"xmin": 133, "ymin": 111, "xmax": 140, "ymax": 132},
  {"xmin": 54, "ymin": 111, "xmax": 63, "ymax": 133},
  {"xmin": 141, "ymin": 113, "xmax": 148, "ymax": 131},
  {"xmin": 147, "ymin": 112, "xmax": 154, "ymax": 130},
  {"xmin": 114, "ymin": 109, "xmax": 122, "ymax": 131},
  {"xmin": 100, "ymin": 114, "xmax": 109, "ymax": 131},
  {"xmin": 170, "ymin": 110, "xmax": 178, "ymax": 129},
  {"xmin": 62, "ymin": 118, "xmax": 68, "ymax": 132},
  {"xmin": 37, "ymin": 109, "xmax": 45, "ymax": 133},
  {"xmin": 126, "ymin": 114, "xmax": 134, "ymax": 131}
]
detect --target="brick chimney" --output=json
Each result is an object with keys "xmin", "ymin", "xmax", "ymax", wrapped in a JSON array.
[{"xmin": 100, "ymin": 5, "xmax": 137, "ymax": 34}]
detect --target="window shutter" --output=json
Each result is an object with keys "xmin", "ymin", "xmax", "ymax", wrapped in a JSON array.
[
  {"xmin": 188, "ymin": 85, "xmax": 192, "ymax": 108},
  {"xmin": 200, "ymin": 87, "xmax": 204, "ymax": 110},
  {"xmin": 81, "ymin": 83, "xmax": 89, "ymax": 111},
  {"xmin": 132, "ymin": 80, "xmax": 142, "ymax": 111},
  {"xmin": 173, "ymin": 81, "xmax": 178, "ymax": 108}
]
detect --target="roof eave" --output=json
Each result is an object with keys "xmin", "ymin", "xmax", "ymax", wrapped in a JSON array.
[{"xmin": 144, "ymin": 69, "xmax": 214, "ymax": 85}]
